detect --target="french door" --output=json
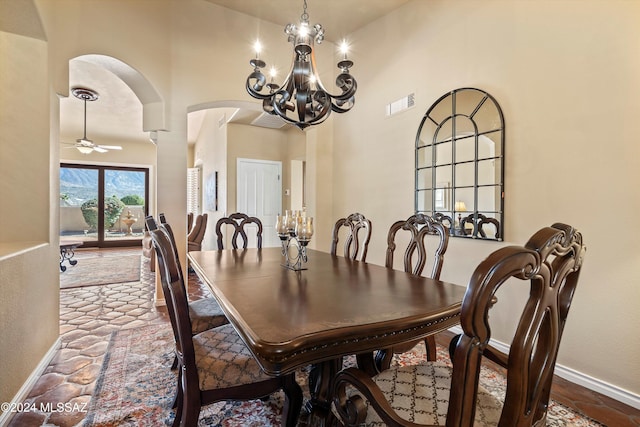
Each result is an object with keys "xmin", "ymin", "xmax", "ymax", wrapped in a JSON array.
[{"xmin": 60, "ymin": 164, "xmax": 149, "ymax": 247}]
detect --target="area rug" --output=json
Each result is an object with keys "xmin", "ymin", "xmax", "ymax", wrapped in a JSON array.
[
  {"xmin": 60, "ymin": 255, "xmax": 141, "ymax": 289},
  {"xmin": 84, "ymin": 324, "xmax": 604, "ymax": 427}
]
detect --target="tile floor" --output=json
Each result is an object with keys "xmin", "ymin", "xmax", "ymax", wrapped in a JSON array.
[{"xmin": 5, "ymin": 248, "xmax": 640, "ymax": 426}]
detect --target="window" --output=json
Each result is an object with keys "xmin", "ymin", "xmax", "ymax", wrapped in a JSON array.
[
  {"xmin": 187, "ymin": 167, "xmax": 201, "ymax": 215},
  {"xmin": 60, "ymin": 164, "xmax": 149, "ymax": 247}
]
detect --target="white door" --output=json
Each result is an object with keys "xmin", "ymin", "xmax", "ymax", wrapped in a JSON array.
[{"xmin": 237, "ymin": 158, "xmax": 282, "ymax": 247}]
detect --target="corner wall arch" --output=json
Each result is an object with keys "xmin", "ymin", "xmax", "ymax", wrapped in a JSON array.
[{"xmin": 65, "ymin": 54, "xmax": 166, "ymax": 132}]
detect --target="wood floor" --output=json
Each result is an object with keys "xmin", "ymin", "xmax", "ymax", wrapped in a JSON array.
[{"xmin": 6, "ymin": 247, "xmax": 640, "ymax": 426}]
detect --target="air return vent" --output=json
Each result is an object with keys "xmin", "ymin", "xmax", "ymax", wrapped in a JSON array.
[
  {"xmin": 386, "ymin": 92, "xmax": 415, "ymax": 116},
  {"xmin": 251, "ymin": 113, "xmax": 288, "ymax": 129}
]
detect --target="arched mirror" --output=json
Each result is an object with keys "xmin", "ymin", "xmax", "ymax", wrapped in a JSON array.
[{"xmin": 415, "ymin": 88, "xmax": 504, "ymax": 241}]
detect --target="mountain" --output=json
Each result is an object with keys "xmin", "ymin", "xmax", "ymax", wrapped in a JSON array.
[{"xmin": 60, "ymin": 167, "xmax": 146, "ymax": 206}]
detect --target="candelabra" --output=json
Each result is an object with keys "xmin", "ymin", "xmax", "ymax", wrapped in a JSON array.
[{"xmin": 276, "ymin": 210, "xmax": 314, "ymax": 271}]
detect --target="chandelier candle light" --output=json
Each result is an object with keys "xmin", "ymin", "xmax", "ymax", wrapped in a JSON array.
[
  {"xmin": 276, "ymin": 210, "xmax": 314, "ymax": 271},
  {"xmin": 246, "ymin": 0, "xmax": 357, "ymax": 130}
]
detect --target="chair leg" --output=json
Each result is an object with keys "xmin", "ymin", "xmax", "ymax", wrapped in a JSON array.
[
  {"xmin": 424, "ymin": 335, "xmax": 437, "ymax": 361},
  {"xmin": 281, "ymin": 373, "xmax": 303, "ymax": 427},
  {"xmin": 180, "ymin": 404, "xmax": 200, "ymax": 427},
  {"xmin": 449, "ymin": 334, "xmax": 462, "ymax": 361},
  {"xmin": 172, "ymin": 369, "xmax": 184, "ymax": 426},
  {"xmin": 171, "ymin": 355, "xmax": 178, "ymax": 370}
]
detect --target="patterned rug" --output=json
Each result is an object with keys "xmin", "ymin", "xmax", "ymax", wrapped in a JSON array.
[
  {"xmin": 60, "ymin": 255, "xmax": 141, "ymax": 289},
  {"xmin": 84, "ymin": 324, "xmax": 604, "ymax": 426}
]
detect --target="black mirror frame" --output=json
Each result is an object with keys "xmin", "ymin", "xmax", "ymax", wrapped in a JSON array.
[{"xmin": 415, "ymin": 87, "xmax": 505, "ymax": 241}]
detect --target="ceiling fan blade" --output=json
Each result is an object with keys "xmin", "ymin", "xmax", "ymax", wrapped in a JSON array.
[
  {"xmin": 97, "ymin": 145, "xmax": 122, "ymax": 150},
  {"xmin": 93, "ymin": 146, "xmax": 108, "ymax": 153}
]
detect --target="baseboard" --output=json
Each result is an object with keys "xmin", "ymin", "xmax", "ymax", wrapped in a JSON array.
[
  {"xmin": 0, "ymin": 337, "xmax": 61, "ymax": 427},
  {"xmin": 448, "ymin": 326, "xmax": 640, "ymax": 410}
]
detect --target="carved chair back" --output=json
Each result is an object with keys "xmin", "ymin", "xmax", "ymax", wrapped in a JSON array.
[
  {"xmin": 460, "ymin": 213, "xmax": 500, "ymax": 239},
  {"xmin": 433, "ymin": 212, "xmax": 453, "ymax": 233},
  {"xmin": 215, "ymin": 212, "xmax": 263, "ymax": 249},
  {"xmin": 448, "ymin": 223, "xmax": 585, "ymax": 425},
  {"xmin": 334, "ymin": 223, "xmax": 586, "ymax": 427},
  {"xmin": 330, "ymin": 212, "xmax": 372, "ymax": 262},
  {"xmin": 385, "ymin": 213, "xmax": 449, "ymax": 279}
]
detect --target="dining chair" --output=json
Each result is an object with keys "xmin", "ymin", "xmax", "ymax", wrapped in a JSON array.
[
  {"xmin": 148, "ymin": 219, "xmax": 303, "ymax": 427},
  {"xmin": 215, "ymin": 212, "xmax": 263, "ymax": 249},
  {"xmin": 187, "ymin": 212, "xmax": 194, "ymax": 234},
  {"xmin": 330, "ymin": 212, "xmax": 372, "ymax": 262},
  {"xmin": 334, "ymin": 223, "xmax": 586, "ymax": 427},
  {"xmin": 141, "ymin": 227, "xmax": 156, "ymax": 272},
  {"xmin": 373, "ymin": 213, "xmax": 449, "ymax": 371},
  {"xmin": 152, "ymin": 213, "xmax": 229, "ymax": 362},
  {"xmin": 187, "ymin": 213, "xmax": 208, "ymax": 252}
]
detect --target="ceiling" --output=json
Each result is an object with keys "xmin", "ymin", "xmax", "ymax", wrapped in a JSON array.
[
  {"xmin": 204, "ymin": 0, "xmax": 409, "ymax": 41},
  {"xmin": 59, "ymin": 0, "xmax": 410, "ymax": 152}
]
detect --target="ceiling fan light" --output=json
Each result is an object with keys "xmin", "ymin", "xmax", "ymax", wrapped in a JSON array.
[{"xmin": 76, "ymin": 146, "xmax": 93, "ymax": 154}]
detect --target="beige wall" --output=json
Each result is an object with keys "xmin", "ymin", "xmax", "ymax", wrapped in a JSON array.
[
  {"xmin": 333, "ymin": 0, "xmax": 640, "ymax": 398},
  {"xmin": 0, "ymin": 23, "xmax": 59, "ymax": 407},
  {"xmin": 2, "ymin": 0, "xmax": 638, "ymax": 413},
  {"xmin": 192, "ymin": 108, "xmax": 229, "ymax": 250}
]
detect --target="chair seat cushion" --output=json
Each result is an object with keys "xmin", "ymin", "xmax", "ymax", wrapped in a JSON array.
[
  {"xmin": 188, "ymin": 297, "xmax": 228, "ymax": 334},
  {"xmin": 193, "ymin": 324, "xmax": 274, "ymax": 390},
  {"xmin": 355, "ymin": 362, "xmax": 502, "ymax": 426}
]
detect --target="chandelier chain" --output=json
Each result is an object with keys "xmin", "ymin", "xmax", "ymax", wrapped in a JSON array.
[{"xmin": 301, "ymin": 0, "xmax": 309, "ymax": 22}]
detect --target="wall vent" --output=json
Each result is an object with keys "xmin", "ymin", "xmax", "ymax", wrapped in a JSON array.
[
  {"xmin": 251, "ymin": 112, "xmax": 288, "ymax": 129},
  {"xmin": 386, "ymin": 92, "xmax": 415, "ymax": 116}
]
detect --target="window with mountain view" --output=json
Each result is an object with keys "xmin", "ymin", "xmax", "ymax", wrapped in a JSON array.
[{"xmin": 60, "ymin": 164, "xmax": 149, "ymax": 247}]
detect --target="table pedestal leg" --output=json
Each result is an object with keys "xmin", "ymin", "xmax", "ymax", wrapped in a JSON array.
[{"xmin": 299, "ymin": 358, "xmax": 342, "ymax": 427}]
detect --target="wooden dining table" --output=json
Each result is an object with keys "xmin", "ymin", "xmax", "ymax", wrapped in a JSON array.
[{"xmin": 188, "ymin": 247, "xmax": 466, "ymax": 426}]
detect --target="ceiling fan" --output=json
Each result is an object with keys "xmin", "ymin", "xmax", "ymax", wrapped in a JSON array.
[{"xmin": 62, "ymin": 87, "xmax": 123, "ymax": 154}]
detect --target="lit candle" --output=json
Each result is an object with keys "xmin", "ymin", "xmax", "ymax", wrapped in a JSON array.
[
  {"xmin": 276, "ymin": 215, "xmax": 288, "ymax": 235},
  {"xmin": 296, "ymin": 217, "xmax": 314, "ymax": 241},
  {"xmin": 340, "ymin": 40, "xmax": 349, "ymax": 60},
  {"xmin": 254, "ymin": 40, "xmax": 262, "ymax": 59}
]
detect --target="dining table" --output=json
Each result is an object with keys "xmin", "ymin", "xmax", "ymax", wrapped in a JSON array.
[{"xmin": 188, "ymin": 247, "xmax": 466, "ymax": 426}]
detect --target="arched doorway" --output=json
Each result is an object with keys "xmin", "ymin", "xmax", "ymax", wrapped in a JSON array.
[{"xmin": 59, "ymin": 55, "xmax": 163, "ymax": 247}]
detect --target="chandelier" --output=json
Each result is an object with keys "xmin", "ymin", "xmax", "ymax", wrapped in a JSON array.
[{"xmin": 245, "ymin": 0, "xmax": 357, "ymax": 130}]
